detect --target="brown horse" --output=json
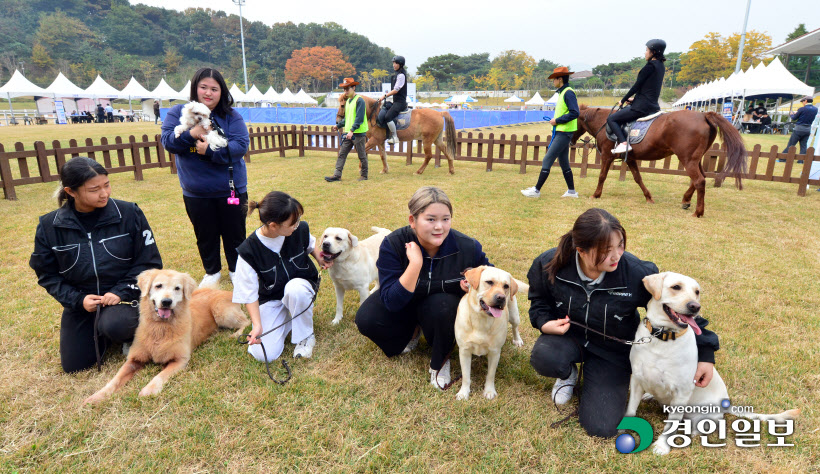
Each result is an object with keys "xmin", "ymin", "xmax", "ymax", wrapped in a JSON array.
[
  {"xmin": 336, "ymin": 94, "xmax": 457, "ymax": 175},
  {"xmin": 571, "ymin": 105, "xmax": 748, "ymax": 217}
]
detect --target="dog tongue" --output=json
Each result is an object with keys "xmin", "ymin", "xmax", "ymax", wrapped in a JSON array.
[
  {"xmin": 320, "ymin": 251, "xmax": 333, "ymax": 261},
  {"xmin": 157, "ymin": 308, "xmax": 172, "ymax": 319},
  {"xmin": 678, "ymin": 313, "xmax": 702, "ymax": 335},
  {"xmin": 488, "ymin": 306, "xmax": 504, "ymax": 318}
]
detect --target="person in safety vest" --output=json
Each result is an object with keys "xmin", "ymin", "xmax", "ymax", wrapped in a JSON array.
[
  {"xmin": 607, "ymin": 39, "xmax": 666, "ymax": 155},
  {"xmin": 379, "ymin": 55, "xmax": 408, "ymax": 144},
  {"xmin": 325, "ymin": 77, "xmax": 369, "ymax": 182},
  {"xmin": 521, "ymin": 66, "xmax": 580, "ymax": 199}
]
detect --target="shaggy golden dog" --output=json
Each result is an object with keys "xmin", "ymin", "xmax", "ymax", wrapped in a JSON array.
[{"xmin": 83, "ymin": 269, "xmax": 248, "ymax": 404}]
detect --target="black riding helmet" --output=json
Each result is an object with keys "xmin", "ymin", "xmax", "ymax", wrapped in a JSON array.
[
  {"xmin": 646, "ymin": 39, "xmax": 666, "ymax": 55},
  {"xmin": 392, "ymin": 55, "xmax": 406, "ymax": 67}
]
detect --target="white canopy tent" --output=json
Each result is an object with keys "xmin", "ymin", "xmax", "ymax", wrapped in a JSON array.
[
  {"xmin": 278, "ymin": 88, "xmax": 297, "ymax": 104},
  {"xmin": 43, "ymin": 72, "xmax": 93, "ymax": 115},
  {"xmin": 504, "ymin": 95, "xmax": 524, "ymax": 103},
  {"xmin": 445, "ymin": 94, "xmax": 477, "ymax": 104},
  {"xmin": 229, "ymin": 84, "xmax": 247, "ymax": 103},
  {"xmin": 0, "ymin": 70, "xmax": 49, "ymax": 120},
  {"xmin": 152, "ymin": 78, "xmax": 187, "ymax": 101},
  {"xmin": 262, "ymin": 86, "xmax": 280, "ymax": 104},
  {"xmin": 119, "ymin": 77, "xmax": 154, "ymax": 117},
  {"xmin": 178, "ymin": 80, "xmax": 191, "ymax": 98},
  {"xmin": 294, "ymin": 88, "xmax": 318, "ymax": 105},
  {"xmin": 243, "ymin": 85, "xmax": 266, "ymax": 103},
  {"xmin": 525, "ymin": 91, "xmax": 546, "ymax": 106},
  {"xmin": 84, "ymin": 75, "xmax": 125, "ymax": 103}
]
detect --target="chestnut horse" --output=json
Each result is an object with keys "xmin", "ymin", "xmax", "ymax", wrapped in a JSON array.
[
  {"xmin": 571, "ymin": 106, "xmax": 748, "ymax": 217},
  {"xmin": 336, "ymin": 95, "xmax": 457, "ymax": 175}
]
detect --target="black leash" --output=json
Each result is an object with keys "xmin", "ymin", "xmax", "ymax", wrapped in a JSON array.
[
  {"xmin": 92, "ymin": 299, "xmax": 139, "ymax": 371},
  {"xmin": 236, "ymin": 277, "xmax": 320, "ymax": 385}
]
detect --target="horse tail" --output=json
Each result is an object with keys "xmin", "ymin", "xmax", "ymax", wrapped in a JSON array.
[
  {"xmin": 704, "ymin": 111, "xmax": 748, "ymax": 190},
  {"xmin": 442, "ymin": 112, "xmax": 457, "ymax": 159}
]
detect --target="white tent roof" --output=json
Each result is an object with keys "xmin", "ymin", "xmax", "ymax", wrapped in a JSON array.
[
  {"xmin": 229, "ymin": 83, "xmax": 247, "ymax": 102},
  {"xmin": 0, "ymin": 70, "xmax": 49, "ymax": 98},
  {"xmin": 545, "ymin": 92, "xmax": 559, "ymax": 104},
  {"xmin": 445, "ymin": 94, "xmax": 477, "ymax": 104},
  {"xmin": 742, "ymin": 57, "xmax": 814, "ymax": 98},
  {"xmin": 294, "ymin": 88, "xmax": 318, "ymax": 105},
  {"xmin": 84, "ymin": 75, "xmax": 124, "ymax": 99},
  {"xmin": 44, "ymin": 72, "xmax": 87, "ymax": 98},
  {"xmin": 119, "ymin": 76, "xmax": 153, "ymax": 99},
  {"xmin": 179, "ymin": 80, "xmax": 191, "ymax": 98},
  {"xmin": 278, "ymin": 88, "xmax": 297, "ymax": 104},
  {"xmin": 243, "ymin": 85, "xmax": 265, "ymax": 102},
  {"xmin": 525, "ymin": 91, "xmax": 545, "ymax": 105},
  {"xmin": 504, "ymin": 95, "xmax": 524, "ymax": 103},
  {"xmin": 152, "ymin": 78, "xmax": 187, "ymax": 101},
  {"xmin": 262, "ymin": 86, "xmax": 280, "ymax": 103}
]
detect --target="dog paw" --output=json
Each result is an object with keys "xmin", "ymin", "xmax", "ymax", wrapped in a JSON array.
[
  {"xmin": 138, "ymin": 380, "xmax": 163, "ymax": 397},
  {"xmin": 652, "ymin": 442, "xmax": 671, "ymax": 456},
  {"xmin": 483, "ymin": 388, "xmax": 497, "ymax": 400},
  {"xmin": 456, "ymin": 388, "xmax": 470, "ymax": 400},
  {"xmin": 83, "ymin": 392, "xmax": 106, "ymax": 405},
  {"xmin": 331, "ymin": 315, "xmax": 343, "ymax": 325},
  {"xmin": 511, "ymin": 337, "xmax": 524, "ymax": 348}
]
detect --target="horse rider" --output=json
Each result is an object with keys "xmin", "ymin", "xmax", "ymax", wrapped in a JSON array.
[
  {"xmin": 380, "ymin": 55, "xmax": 408, "ymax": 144},
  {"xmin": 607, "ymin": 39, "xmax": 666, "ymax": 155}
]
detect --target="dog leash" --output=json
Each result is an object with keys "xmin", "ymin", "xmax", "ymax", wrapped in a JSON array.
[
  {"xmin": 236, "ymin": 277, "xmax": 320, "ymax": 385},
  {"xmin": 92, "ymin": 299, "xmax": 141, "ymax": 371}
]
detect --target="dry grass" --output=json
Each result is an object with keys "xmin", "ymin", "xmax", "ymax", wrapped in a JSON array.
[{"xmin": 0, "ymin": 123, "xmax": 818, "ymax": 472}]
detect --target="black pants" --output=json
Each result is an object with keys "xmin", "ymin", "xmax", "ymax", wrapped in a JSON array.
[
  {"xmin": 535, "ymin": 131, "xmax": 575, "ymax": 191},
  {"xmin": 606, "ymin": 107, "xmax": 645, "ymax": 144},
  {"xmin": 183, "ymin": 193, "xmax": 248, "ymax": 274},
  {"xmin": 786, "ymin": 125, "xmax": 811, "ymax": 155},
  {"xmin": 60, "ymin": 304, "xmax": 140, "ymax": 373},
  {"xmin": 530, "ymin": 334, "xmax": 631, "ymax": 438},
  {"xmin": 333, "ymin": 134, "xmax": 368, "ymax": 178},
  {"xmin": 383, "ymin": 100, "xmax": 406, "ymax": 125},
  {"xmin": 355, "ymin": 289, "xmax": 462, "ymax": 371}
]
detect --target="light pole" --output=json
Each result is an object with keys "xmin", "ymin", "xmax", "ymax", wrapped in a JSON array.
[
  {"xmin": 232, "ymin": 0, "xmax": 249, "ymax": 92},
  {"xmin": 19, "ymin": 60, "xmax": 25, "ymax": 76},
  {"xmin": 735, "ymin": 0, "xmax": 752, "ymax": 74},
  {"xmin": 668, "ymin": 59, "xmax": 679, "ymax": 89}
]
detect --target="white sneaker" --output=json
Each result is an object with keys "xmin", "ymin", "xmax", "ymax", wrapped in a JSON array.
[
  {"xmin": 122, "ymin": 342, "xmax": 131, "ymax": 356},
  {"xmin": 520, "ymin": 186, "xmax": 541, "ymax": 198},
  {"xmin": 551, "ymin": 365, "xmax": 578, "ymax": 405},
  {"xmin": 611, "ymin": 142, "xmax": 632, "ymax": 154},
  {"xmin": 387, "ymin": 135, "xmax": 399, "ymax": 144},
  {"xmin": 561, "ymin": 190, "xmax": 579, "ymax": 198},
  {"xmin": 401, "ymin": 327, "xmax": 421, "ymax": 354},
  {"xmin": 229, "ymin": 271, "xmax": 236, "ymax": 284},
  {"xmin": 429, "ymin": 359, "xmax": 451, "ymax": 389},
  {"xmin": 293, "ymin": 334, "xmax": 315, "ymax": 358},
  {"xmin": 199, "ymin": 272, "xmax": 221, "ymax": 288}
]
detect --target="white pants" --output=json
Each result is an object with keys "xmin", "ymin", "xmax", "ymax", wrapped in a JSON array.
[{"xmin": 248, "ymin": 278, "xmax": 315, "ymax": 362}]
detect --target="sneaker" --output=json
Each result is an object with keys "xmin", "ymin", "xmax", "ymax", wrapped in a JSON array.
[
  {"xmin": 324, "ymin": 175, "xmax": 341, "ymax": 182},
  {"xmin": 401, "ymin": 327, "xmax": 421, "ymax": 354},
  {"xmin": 429, "ymin": 359, "xmax": 451, "ymax": 389},
  {"xmin": 199, "ymin": 272, "xmax": 221, "ymax": 288},
  {"xmin": 561, "ymin": 190, "xmax": 579, "ymax": 198},
  {"xmin": 551, "ymin": 364, "xmax": 578, "ymax": 405},
  {"xmin": 122, "ymin": 342, "xmax": 131, "ymax": 356},
  {"xmin": 520, "ymin": 186, "xmax": 541, "ymax": 198},
  {"xmin": 357, "ymin": 176, "xmax": 368, "ymax": 181},
  {"xmin": 293, "ymin": 334, "xmax": 315, "ymax": 358},
  {"xmin": 611, "ymin": 142, "xmax": 631, "ymax": 154}
]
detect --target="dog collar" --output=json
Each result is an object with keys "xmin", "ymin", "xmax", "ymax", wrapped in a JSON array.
[{"xmin": 644, "ymin": 318, "xmax": 687, "ymax": 341}]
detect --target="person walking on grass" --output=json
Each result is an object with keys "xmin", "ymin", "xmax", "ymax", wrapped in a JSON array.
[
  {"xmin": 325, "ymin": 77, "xmax": 369, "ymax": 182},
  {"xmin": 521, "ymin": 66, "xmax": 579, "ymax": 199},
  {"xmin": 786, "ymin": 96, "xmax": 817, "ymax": 158}
]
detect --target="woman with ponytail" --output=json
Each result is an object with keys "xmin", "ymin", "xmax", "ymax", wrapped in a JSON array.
[
  {"xmin": 526, "ymin": 208, "xmax": 720, "ymax": 438},
  {"xmin": 29, "ymin": 157, "xmax": 162, "ymax": 373}
]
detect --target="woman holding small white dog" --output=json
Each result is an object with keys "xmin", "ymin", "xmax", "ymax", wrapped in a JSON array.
[
  {"xmin": 161, "ymin": 67, "xmax": 250, "ymax": 288},
  {"xmin": 233, "ymin": 191, "xmax": 328, "ymax": 361},
  {"xmin": 527, "ymin": 208, "xmax": 720, "ymax": 437},
  {"xmin": 355, "ymin": 186, "xmax": 490, "ymax": 388}
]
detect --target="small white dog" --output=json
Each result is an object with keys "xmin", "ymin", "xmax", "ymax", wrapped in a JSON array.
[
  {"xmin": 173, "ymin": 101, "xmax": 228, "ymax": 150},
  {"xmin": 320, "ymin": 226, "xmax": 391, "ymax": 325},
  {"xmin": 626, "ymin": 272, "xmax": 799, "ymax": 455}
]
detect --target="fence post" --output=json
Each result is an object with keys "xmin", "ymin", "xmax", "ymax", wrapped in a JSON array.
[
  {"xmin": 580, "ymin": 141, "xmax": 590, "ymax": 179},
  {"xmin": 764, "ymin": 145, "xmax": 779, "ymax": 180},
  {"xmin": 15, "ymin": 143, "xmax": 30, "ymax": 179},
  {"xmin": 155, "ymin": 134, "xmax": 168, "ymax": 169},
  {"xmin": 405, "ymin": 139, "xmax": 412, "ymax": 165},
  {"xmin": 298, "ymin": 126, "xmax": 305, "ymax": 157},
  {"xmin": 747, "ymin": 144, "xmax": 761, "ymax": 177},
  {"xmin": 0, "ymin": 144, "xmax": 17, "ymax": 200},
  {"xmin": 796, "ymin": 147, "xmax": 814, "ymax": 196},
  {"xmin": 85, "ymin": 138, "xmax": 96, "ymax": 161},
  {"xmin": 278, "ymin": 126, "xmax": 286, "ymax": 158},
  {"xmin": 129, "ymin": 135, "xmax": 144, "ymax": 181},
  {"xmin": 519, "ymin": 134, "xmax": 528, "ymax": 174},
  {"xmin": 34, "ymin": 141, "xmax": 52, "ymax": 182},
  {"xmin": 713, "ymin": 143, "xmax": 727, "ymax": 187},
  {"xmin": 618, "ymin": 156, "xmax": 628, "ymax": 181}
]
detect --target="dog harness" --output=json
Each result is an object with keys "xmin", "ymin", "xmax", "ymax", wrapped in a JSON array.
[{"xmin": 643, "ymin": 318, "xmax": 688, "ymax": 341}]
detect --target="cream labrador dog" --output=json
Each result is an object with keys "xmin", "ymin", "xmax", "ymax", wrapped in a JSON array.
[
  {"xmin": 320, "ymin": 226, "xmax": 391, "ymax": 325},
  {"xmin": 626, "ymin": 272, "xmax": 799, "ymax": 455},
  {"xmin": 454, "ymin": 266, "xmax": 527, "ymax": 400}
]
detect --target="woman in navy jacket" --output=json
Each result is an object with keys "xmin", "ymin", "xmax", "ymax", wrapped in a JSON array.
[
  {"xmin": 527, "ymin": 208, "xmax": 719, "ymax": 437},
  {"xmin": 161, "ymin": 67, "xmax": 250, "ymax": 288},
  {"xmin": 29, "ymin": 157, "xmax": 162, "ymax": 373}
]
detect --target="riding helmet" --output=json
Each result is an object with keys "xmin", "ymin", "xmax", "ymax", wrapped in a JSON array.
[
  {"xmin": 645, "ymin": 39, "xmax": 667, "ymax": 55},
  {"xmin": 392, "ymin": 55, "xmax": 406, "ymax": 67}
]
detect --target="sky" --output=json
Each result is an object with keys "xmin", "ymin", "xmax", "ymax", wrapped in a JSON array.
[{"xmin": 131, "ymin": 0, "xmax": 819, "ymax": 73}]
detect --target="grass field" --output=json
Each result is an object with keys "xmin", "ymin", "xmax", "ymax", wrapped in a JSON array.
[{"xmin": 0, "ymin": 123, "xmax": 818, "ymax": 472}]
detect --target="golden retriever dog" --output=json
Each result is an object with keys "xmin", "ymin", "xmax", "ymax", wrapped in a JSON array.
[
  {"xmin": 319, "ymin": 226, "xmax": 391, "ymax": 325},
  {"xmin": 454, "ymin": 266, "xmax": 527, "ymax": 400},
  {"xmin": 626, "ymin": 272, "xmax": 799, "ymax": 455},
  {"xmin": 83, "ymin": 269, "xmax": 249, "ymax": 404}
]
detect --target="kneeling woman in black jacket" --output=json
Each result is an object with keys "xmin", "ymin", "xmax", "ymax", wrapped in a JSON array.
[
  {"xmin": 29, "ymin": 157, "xmax": 163, "ymax": 373},
  {"xmin": 527, "ymin": 208, "xmax": 719, "ymax": 437}
]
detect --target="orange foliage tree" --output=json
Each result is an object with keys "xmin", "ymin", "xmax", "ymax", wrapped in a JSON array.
[{"xmin": 285, "ymin": 46, "xmax": 355, "ymax": 92}]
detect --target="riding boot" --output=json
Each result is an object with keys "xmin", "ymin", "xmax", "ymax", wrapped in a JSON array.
[{"xmin": 387, "ymin": 121, "xmax": 399, "ymax": 144}]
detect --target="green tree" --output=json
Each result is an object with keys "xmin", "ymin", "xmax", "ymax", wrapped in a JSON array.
[
  {"xmin": 33, "ymin": 11, "xmax": 98, "ymax": 63},
  {"xmin": 786, "ymin": 23, "xmax": 808, "ymax": 42},
  {"xmin": 417, "ymin": 54, "xmax": 464, "ymax": 89}
]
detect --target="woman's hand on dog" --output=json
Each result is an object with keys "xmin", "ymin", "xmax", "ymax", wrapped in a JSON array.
[
  {"xmin": 694, "ymin": 362, "xmax": 714, "ymax": 387},
  {"xmin": 189, "ymin": 124, "xmax": 208, "ymax": 140},
  {"xmin": 541, "ymin": 316, "xmax": 571, "ymax": 335},
  {"xmin": 195, "ymin": 137, "xmax": 209, "ymax": 155}
]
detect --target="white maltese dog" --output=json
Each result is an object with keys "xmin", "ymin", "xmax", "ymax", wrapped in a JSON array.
[{"xmin": 173, "ymin": 101, "xmax": 229, "ymax": 150}]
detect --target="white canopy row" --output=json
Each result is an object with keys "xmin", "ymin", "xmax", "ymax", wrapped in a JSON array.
[{"xmin": 673, "ymin": 57, "xmax": 814, "ymax": 106}]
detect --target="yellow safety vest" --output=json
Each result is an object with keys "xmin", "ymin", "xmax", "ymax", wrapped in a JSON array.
[
  {"xmin": 344, "ymin": 95, "xmax": 369, "ymax": 133},
  {"xmin": 555, "ymin": 87, "xmax": 577, "ymax": 133}
]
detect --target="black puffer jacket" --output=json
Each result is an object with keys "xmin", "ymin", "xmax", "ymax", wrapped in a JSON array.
[
  {"xmin": 29, "ymin": 199, "xmax": 163, "ymax": 310},
  {"xmin": 527, "ymin": 249, "xmax": 718, "ymax": 367}
]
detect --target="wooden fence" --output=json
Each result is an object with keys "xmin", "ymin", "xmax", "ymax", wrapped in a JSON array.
[{"xmin": 1, "ymin": 126, "xmax": 817, "ymax": 200}]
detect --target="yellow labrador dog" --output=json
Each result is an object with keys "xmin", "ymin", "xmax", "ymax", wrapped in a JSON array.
[
  {"xmin": 84, "ymin": 269, "xmax": 249, "ymax": 404},
  {"xmin": 319, "ymin": 226, "xmax": 391, "ymax": 325},
  {"xmin": 626, "ymin": 272, "xmax": 799, "ymax": 455},
  {"xmin": 454, "ymin": 266, "xmax": 527, "ymax": 400}
]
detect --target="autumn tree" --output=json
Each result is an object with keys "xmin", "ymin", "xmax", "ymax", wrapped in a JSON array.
[
  {"xmin": 285, "ymin": 46, "xmax": 355, "ymax": 92},
  {"xmin": 163, "ymin": 46, "xmax": 183, "ymax": 74},
  {"xmin": 370, "ymin": 68, "xmax": 389, "ymax": 90},
  {"xmin": 677, "ymin": 30, "xmax": 772, "ymax": 84},
  {"xmin": 414, "ymin": 72, "xmax": 436, "ymax": 92},
  {"xmin": 451, "ymin": 75, "xmax": 466, "ymax": 91}
]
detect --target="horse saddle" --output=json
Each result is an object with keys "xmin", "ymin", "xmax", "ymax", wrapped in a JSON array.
[
  {"xmin": 377, "ymin": 103, "xmax": 412, "ymax": 131},
  {"xmin": 605, "ymin": 111, "xmax": 664, "ymax": 145}
]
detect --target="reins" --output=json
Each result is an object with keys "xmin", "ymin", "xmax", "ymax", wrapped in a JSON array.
[{"xmin": 588, "ymin": 103, "xmax": 620, "ymax": 154}]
